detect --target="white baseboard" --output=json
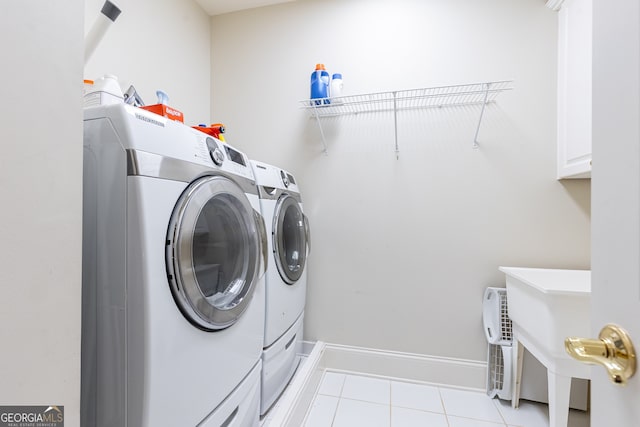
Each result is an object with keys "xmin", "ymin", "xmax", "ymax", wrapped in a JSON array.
[
  {"xmin": 319, "ymin": 343, "xmax": 487, "ymax": 390},
  {"xmin": 270, "ymin": 341, "xmax": 488, "ymax": 426}
]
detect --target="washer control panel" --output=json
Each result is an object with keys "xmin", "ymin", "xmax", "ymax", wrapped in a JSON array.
[{"xmin": 206, "ymin": 137, "xmax": 224, "ymax": 166}]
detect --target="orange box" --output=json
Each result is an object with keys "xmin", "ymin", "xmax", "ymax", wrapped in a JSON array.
[{"xmin": 140, "ymin": 104, "xmax": 184, "ymax": 123}]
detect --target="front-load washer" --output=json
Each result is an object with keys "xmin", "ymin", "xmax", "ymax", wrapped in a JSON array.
[
  {"xmin": 250, "ymin": 160, "xmax": 310, "ymax": 415},
  {"xmin": 82, "ymin": 103, "xmax": 267, "ymax": 427}
]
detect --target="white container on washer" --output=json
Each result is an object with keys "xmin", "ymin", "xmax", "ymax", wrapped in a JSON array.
[{"xmin": 84, "ymin": 74, "xmax": 123, "ymax": 107}]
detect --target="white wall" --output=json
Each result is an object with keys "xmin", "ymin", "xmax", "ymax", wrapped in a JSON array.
[
  {"xmin": 211, "ymin": 0, "xmax": 591, "ymax": 362},
  {"xmin": 0, "ymin": 2, "xmax": 83, "ymax": 426},
  {"xmin": 84, "ymin": 0, "xmax": 211, "ymax": 122}
]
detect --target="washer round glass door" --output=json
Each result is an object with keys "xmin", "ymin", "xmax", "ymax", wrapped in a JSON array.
[
  {"xmin": 273, "ymin": 195, "xmax": 308, "ymax": 285},
  {"xmin": 167, "ymin": 175, "xmax": 261, "ymax": 331}
]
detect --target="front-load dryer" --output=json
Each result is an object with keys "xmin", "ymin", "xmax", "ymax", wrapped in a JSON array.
[
  {"xmin": 82, "ymin": 103, "xmax": 267, "ymax": 427},
  {"xmin": 250, "ymin": 160, "xmax": 310, "ymax": 415}
]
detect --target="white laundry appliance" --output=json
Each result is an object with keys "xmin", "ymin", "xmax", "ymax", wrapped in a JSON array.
[
  {"xmin": 82, "ymin": 103, "xmax": 268, "ymax": 427},
  {"xmin": 250, "ymin": 160, "xmax": 310, "ymax": 415}
]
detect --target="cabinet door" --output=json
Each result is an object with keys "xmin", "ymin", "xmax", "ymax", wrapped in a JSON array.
[{"xmin": 557, "ymin": 0, "xmax": 592, "ymax": 179}]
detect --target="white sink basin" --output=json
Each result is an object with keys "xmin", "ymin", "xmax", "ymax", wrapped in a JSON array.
[
  {"xmin": 499, "ymin": 267, "xmax": 591, "ymax": 427},
  {"xmin": 499, "ymin": 267, "xmax": 591, "ymax": 361}
]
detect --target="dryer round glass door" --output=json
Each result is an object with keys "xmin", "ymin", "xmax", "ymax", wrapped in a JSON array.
[
  {"xmin": 167, "ymin": 175, "xmax": 261, "ymax": 331},
  {"xmin": 273, "ymin": 195, "xmax": 308, "ymax": 285}
]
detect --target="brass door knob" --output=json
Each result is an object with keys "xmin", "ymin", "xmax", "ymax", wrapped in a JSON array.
[{"xmin": 565, "ymin": 324, "xmax": 636, "ymax": 384}]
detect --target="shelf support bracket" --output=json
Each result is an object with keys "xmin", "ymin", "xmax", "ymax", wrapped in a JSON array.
[
  {"xmin": 393, "ymin": 91, "xmax": 399, "ymax": 159},
  {"xmin": 473, "ymin": 82, "xmax": 491, "ymax": 149},
  {"xmin": 311, "ymin": 103, "xmax": 328, "ymax": 155}
]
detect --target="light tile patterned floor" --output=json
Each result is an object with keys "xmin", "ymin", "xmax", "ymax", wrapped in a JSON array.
[{"xmin": 300, "ymin": 372, "xmax": 590, "ymax": 427}]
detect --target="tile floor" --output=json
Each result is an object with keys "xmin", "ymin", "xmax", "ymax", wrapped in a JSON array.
[{"xmin": 298, "ymin": 372, "xmax": 590, "ymax": 427}]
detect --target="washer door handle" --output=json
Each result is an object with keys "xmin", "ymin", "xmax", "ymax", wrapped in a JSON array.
[
  {"xmin": 254, "ymin": 209, "xmax": 268, "ymax": 280},
  {"xmin": 304, "ymin": 213, "xmax": 311, "ymax": 256}
]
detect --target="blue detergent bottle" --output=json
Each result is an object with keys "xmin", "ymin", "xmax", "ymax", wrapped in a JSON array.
[{"xmin": 310, "ymin": 63, "xmax": 330, "ymax": 105}]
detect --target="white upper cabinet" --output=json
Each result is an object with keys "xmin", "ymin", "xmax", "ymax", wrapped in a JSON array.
[{"xmin": 554, "ymin": 0, "xmax": 592, "ymax": 179}]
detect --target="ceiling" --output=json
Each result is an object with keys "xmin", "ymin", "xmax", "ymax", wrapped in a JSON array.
[{"xmin": 195, "ymin": 0, "xmax": 297, "ymax": 16}]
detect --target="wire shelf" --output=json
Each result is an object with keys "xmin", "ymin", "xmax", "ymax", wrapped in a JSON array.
[
  {"xmin": 300, "ymin": 80, "xmax": 513, "ymax": 117},
  {"xmin": 300, "ymin": 80, "xmax": 514, "ymax": 156}
]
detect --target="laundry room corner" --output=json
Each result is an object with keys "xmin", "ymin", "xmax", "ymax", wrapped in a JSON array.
[{"xmin": 210, "ymin": 0, "xmax": 591, "ymax": 365}]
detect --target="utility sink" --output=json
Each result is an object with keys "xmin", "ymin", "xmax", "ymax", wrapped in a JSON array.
[
  {"xmin": 500, "ymin": 267, "xmax": 591, "ymax": 360},
  {"xmin": 499, "ymin": 267, "xmax": 591, "ymax": 427}
]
